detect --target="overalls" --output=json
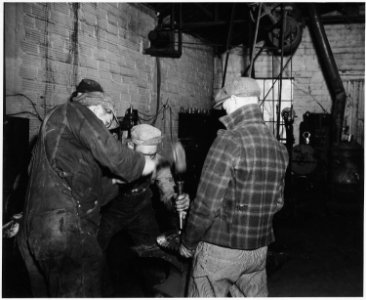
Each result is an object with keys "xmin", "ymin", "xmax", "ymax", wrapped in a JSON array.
[{"xmin": 17, "ymin": 106, "xmax": 107, "ymax": 297}]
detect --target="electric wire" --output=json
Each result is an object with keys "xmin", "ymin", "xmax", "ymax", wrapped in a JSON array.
[
  {"xmin": 151, "ymin": 57, "xmax": 161, "ymax": 126},
  {"xmin": 6, "ymin": 94, "xmax": 43, "ymax": 121},
  {"xmin": 139, "ymin": 106, "xmax": 164, "ymax": 122},
  {"xmin": 169, "ymin": 105, "xmax": 173, "ymax": 141},
  {"xmin": 293, "ymin": 82, "xmax": 329, "ymax": 114},
  {"xmin": 6, "ymin": 112, "xmax": 42, "ymax": 119},
  {"xmin": 160, "ymin": 98, "xmax": 174, "ymax": 144}
]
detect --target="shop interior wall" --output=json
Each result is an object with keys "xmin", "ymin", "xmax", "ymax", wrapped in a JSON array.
[
  {"xmin": 5, "ymin": 3, "xmax": 215, "ymax": 143},
  {"xmin": 215, "ymin": 22, "xmax": 365, "ymax": 146}
]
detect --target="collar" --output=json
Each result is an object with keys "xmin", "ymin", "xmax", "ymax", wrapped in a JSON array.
[{"xmin": 219, "ymin": 104, "xmax": 265, "ymax": 130}]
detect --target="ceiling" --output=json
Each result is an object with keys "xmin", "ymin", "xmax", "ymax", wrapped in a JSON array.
[{"xmin": 145, "ymin": 3, "xmax": 365, "ymax": 55}]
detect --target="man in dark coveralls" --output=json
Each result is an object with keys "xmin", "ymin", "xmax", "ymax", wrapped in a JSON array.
[
  {"xmin": 98, "ymin": 124, "xmax": 190, "ymax": 292},
  {"xmin": 17, "ymin": 79, "xmax": 158, "ymax": 297}
]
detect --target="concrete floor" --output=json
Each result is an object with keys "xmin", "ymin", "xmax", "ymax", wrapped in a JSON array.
[
  {"xmin": 151, "ymin": 199, "xmax": 363, "ymax": 297},
  {"xmin": 268, "ymin": 210, "xmax": 363, "ymax": 296},
  {"xmin": 2, "ymin": 183, "xmax": 363, "ymax": 297}
]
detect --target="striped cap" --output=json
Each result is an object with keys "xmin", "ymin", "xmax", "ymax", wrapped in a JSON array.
[{"xmin": 131, "ymin": 124, "xmax": 162, "ymax": 145}]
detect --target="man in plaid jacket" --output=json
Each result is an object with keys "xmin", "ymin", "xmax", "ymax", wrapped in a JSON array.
[{"xmin": 179, "ymin": 77, "xmax": 289, "ymax": 297}]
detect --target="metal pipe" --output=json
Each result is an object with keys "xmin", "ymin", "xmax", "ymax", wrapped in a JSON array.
[
  {"xmin": 248, "ymin": 3, "xmax": 262, "ymax": 77},
  {"xmin": 177, "ymin": 15, "xmax": 363, "ymax": 30},
  {"xmin": 306, "ymin": 4, "xmax": 347, "ymax": 144},
  {"xmin": 276, "ymin": 5, "xmax": 287, "ymax": 140},
  {"xmin": 180, "ymin": 20, "xmax": 249, "ymax": 29},
  {"xmin": 177, "ymin": 3, "xmax": 182, "ymax": 56},
  {"xmin": 194, "ymin": 3, "xmax": 214, "ymax": 19},
  {"xmin": 222, "ymin": 3, "xmax": 236, "ymax": 88},
  {"xmin": 243, "ymin": 45, "xmax": 264, "ymax": 76},
  {"xmin": 310, "ymin": 15, "xmax": 365, "ymax": 25}
]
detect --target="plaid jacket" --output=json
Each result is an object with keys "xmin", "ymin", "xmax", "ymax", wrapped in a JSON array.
[{"xmin": 182, "ymin": 104, "xmax": 289, "ymax": 250}]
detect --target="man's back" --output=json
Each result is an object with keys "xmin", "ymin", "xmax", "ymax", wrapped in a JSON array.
[
  {"xmin": 183, "ymin": 104, "xmax": 289, "ymax": 250},
  {"xmin": 180, "ymin": 77, "xmax": 288, "ymax": 297},
  {"xmin": 220, "ymin": 106, "xmax": 289, "ymax": 249}
]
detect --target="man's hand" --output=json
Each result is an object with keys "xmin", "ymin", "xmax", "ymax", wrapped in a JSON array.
[
  {"xmin": 112, "ymin": 178, "xmax": 125, "ymax": 184},
  {"xmin": 175, "ymin": 193, "xmax": 190, "ymax": 212},
  {"xmin": 179, "ymin": 243, "xmax": 194, "ymax": 258},
  {"xmin": 175, "ymin": 193, "xmax": 190, "ymax": 227}
]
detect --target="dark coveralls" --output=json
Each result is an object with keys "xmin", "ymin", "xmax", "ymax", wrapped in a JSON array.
[
  {"xmin": 98, "ymin": 162, "xmax": 176, "ymax": 251},
  {"xmin": 17, "ymin": 101, "xmax": 145, "ymax": 297},
  {"xmin": 97, "ymin": 162, "xmax": 184, "ymax": 292}
]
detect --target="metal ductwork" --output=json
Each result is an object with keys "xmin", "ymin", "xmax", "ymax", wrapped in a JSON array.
[{"xmin": 306, "ymin": 4, "xmax": 347, "ymax": 145}]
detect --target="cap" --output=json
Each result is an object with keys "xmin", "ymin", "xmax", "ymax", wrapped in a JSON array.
[
  {"xmin": 213, "ymin": 77, "xmax": 260, "ymax": 108},
  {"xmin": 72, "ymin": 91, "xmax": 119, "ymax": 129},
  {"xmin": 131, "ymin": 124, "xmax": 162, "ymax": 145},
  {"xmin": 76, "ymin": 79, "xmax": 104, "ymax": 93}
]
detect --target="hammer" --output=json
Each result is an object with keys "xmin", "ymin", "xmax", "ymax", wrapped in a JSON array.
[
  {"xmin": 172, "ymin": 142, "xmax": 187, "ymax": 231},
  {"xmin": 171, "ymin": 141, "xmax": 187, "ymax": 175},
  {"xmin": 159, "ymin": 141, "xmax": 187, "ymax": 231},
  {"xmin": 159, "ymin": 141, "xmax": 187, "ymax": 174}
]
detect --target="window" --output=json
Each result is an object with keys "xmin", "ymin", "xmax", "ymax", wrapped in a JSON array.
[{"xmin": 256, "ymin": 78, "xmax": 294, "ymax": 143}]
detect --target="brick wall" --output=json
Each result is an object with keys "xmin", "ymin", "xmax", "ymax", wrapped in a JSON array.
[
  {"xmin": 5, "ymin": 3, "xmax": 214, "ymax": 141},
  {"xmin": 5, "ymin": 3, "xmax": 364, "ymax": 145},
  {"xmin": 214, "ymin": 23, "xmax": 365, "ymax": 144}
]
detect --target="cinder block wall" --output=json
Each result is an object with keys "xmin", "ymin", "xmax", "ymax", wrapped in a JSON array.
[
  {"xmin": 214, "ymin": 22, "xmax": 365, "ymax": 144},
  {"xmin": 5, "ymin": 3, "xmax": 214, "ymax": 141}
]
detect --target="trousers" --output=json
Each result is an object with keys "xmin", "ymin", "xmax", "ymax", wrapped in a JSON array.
[
  {"xmin": 98, "ymin": 190, "xmax": 160, "ymax": 251},
  {"xmin": 188, "ymin": 241, "xmax": 268, "ymax": 297}
]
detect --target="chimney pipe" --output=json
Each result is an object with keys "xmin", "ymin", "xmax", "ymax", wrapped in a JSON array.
[{"xmin": 306, "ymin": 4, "xmax": 347, "ymax": 145}]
